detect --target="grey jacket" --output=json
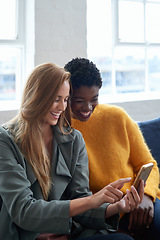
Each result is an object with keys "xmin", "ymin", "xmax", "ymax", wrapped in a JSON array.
[{"xmin": 0, "ymin": 125, "xmax": 119, "ymax": 240}]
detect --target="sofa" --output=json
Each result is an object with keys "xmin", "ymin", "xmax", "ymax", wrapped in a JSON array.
[{"xmin": 138, "ymin": 117, "xmax": 160, "ymax": 186}]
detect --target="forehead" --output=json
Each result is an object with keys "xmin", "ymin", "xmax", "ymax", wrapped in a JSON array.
[
  {"xmin": 57, "ymin": 80, "xmax": 70, "ymax": 95},
  {"xmin": 72, "ymin": 86, "xmax": 99, "ymax": 99}
]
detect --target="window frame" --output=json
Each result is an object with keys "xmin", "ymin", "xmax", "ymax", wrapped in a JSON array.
[
  {"xmin": 115, "ymin": 0, "xmax": 160, "ymax": 46},
  {"xmin": 0, "ymin": 0, "xmax": 25, "ymax": 111},
  {"xmin": 87, "ymin": 0, "xmax": 160, "ymax": 104}
]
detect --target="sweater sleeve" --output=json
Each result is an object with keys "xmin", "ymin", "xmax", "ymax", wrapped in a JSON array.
[
  {"xmin": 67, "ymin": 130, "xmax": 119, "ymax": 232},
  {"xmin": 125, "ymin": 114, "xmax": 160, "ymax": 201}
]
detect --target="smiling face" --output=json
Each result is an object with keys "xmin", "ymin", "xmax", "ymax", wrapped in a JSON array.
[
  {"xmin": 71, "ymin": 85, "xmax": 99, "ymax": 122},
  {"xmin": 44, "ymin": 80, "xmax": 70, "ymax": 126}
]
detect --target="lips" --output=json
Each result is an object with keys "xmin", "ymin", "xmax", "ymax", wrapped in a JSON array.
[
  {"xmin": 78, "ymin": 111, "xmax": 92, "ymax": 119},
  {"xmin": 50, "ymin": 112, "xmax": 61, "ymax": 119}
]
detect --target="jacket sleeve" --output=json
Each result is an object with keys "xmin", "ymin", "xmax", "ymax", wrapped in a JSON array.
[
  {"xmin": 0, "ymin": 127, "xmax": 71, "ymax": 234},
  {"xmin": 67, "ymin": 129, "xmax": 119, "ymax": 232}
]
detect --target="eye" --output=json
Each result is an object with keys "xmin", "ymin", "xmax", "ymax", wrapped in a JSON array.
[
  {"xmin": 75, "ymin": 100, "xmax": 84, "ymax": 103},
  {"xmin": 64, "ymin": 96, "xmax": 70, "ymax": 102},
  {"xmin": 91, "ymin": 98, "xmax": 98, "ymax": 102}
]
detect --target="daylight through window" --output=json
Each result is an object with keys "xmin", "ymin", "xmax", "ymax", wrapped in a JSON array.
[
  {"xmin": 87, "ymin": 0, "xmax": 160, "ymax": 103},
  {"xmin": 0, "ymin": 0, "xmax": 24, "ymax": 110}
]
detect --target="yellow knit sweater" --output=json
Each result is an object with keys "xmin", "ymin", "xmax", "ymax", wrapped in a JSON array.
[{"xmin": 72, "ymin": 104, "xmax": 160, "ymax": 201}]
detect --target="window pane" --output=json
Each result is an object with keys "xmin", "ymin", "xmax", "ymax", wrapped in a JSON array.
[
  {"xmin": 148, "ymin": 48, "xmax": 160, "ymax": 91},
  {"xmin": 0, "ymin": 0, "xmax": 17, "ymax": 39},
  {"xmin": 148, "ymin": 0, "xmax": 160, "ymax": 2},
  {"xmin": 100, "ymin": 70, "xmax": 112, "ymax": 95},
  {"xmin": 118, "ymin": 0, "xmax": 144, "ymax": 43},
  {"xmin": 115, "ymin": 47, "xmax": 145, "ymax": 93},
  {"xmin": 95, "ymin": 54, "xmax": 112, "ymax": 95},
  {"xmin": 0, "ymin": 47, "xmax": 20, "ymax": 100},
  {"xmin": 146, "ymin": 3, "xmax": 160, "ymax": 43}
]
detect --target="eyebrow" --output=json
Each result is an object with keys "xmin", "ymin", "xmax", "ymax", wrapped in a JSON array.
[{"xmin": 57, "ymin": 95, "xmax": 70, "ymax": 98}]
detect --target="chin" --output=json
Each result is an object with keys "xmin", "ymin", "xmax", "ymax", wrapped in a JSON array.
[
  {"xmin": 78, "ymin": 116, "xmax": 90, "ymax": 122},
  {"xmin": 81, "ymin": 119, "xmax": 89, "ymax": 122}
]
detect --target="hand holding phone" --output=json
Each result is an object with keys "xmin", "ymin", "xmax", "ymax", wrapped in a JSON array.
[{"xmin": 133, "ymin": 163, "xmax": 154, "ymax": 190}]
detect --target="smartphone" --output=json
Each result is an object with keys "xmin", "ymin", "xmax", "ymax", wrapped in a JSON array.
[{"xmin": 133, "ymin": 163, "xmax": 154, "ymax": 190}]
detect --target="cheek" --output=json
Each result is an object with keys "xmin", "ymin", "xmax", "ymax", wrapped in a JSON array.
[
  {"xmin": 64, "ymin": 102, "xmax": 68, "ymax": 109},
  {"xmin": 43, "ymin": 112, "xmax": 50, "ymax": 123},
  {"xmin": 71, "ymin": 102, "xmax": 79, "ymax": 112},
  {"xmin": 50, "ymin": 102, "xmax": 57, "ymax": 109},
  {"xmin": 92, "ymin": 102, "xmax": 98, "ymax": 109}
]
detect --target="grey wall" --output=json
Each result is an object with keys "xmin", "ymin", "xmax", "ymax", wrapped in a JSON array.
[
  {"xmin": 34, "ymin": 0, "xmax": 87, "ymax": 67},
  {"xmin": 113, "ymin": 99, "xmax": 160, "ymax": 122},
  {"xmin": 0, "ymin": 111, "xmax": 18, "ymax": 125}
]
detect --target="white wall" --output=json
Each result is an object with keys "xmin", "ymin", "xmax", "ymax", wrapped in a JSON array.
[{"xmin": 0, "ymin": 0, "xmax": 159, "ymax": 125}]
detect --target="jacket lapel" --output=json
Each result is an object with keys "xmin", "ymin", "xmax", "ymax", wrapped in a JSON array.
[
  {"xmin": 26, "ymin": 161, "xmax": 37, "ymax": 184},
  {"xmin": 50, "ymin": 125, "xmax": 74, "ymax": 200},
  {"xmin": 56, "ymin": 148, "xmax": 71, "ymax": 178}
]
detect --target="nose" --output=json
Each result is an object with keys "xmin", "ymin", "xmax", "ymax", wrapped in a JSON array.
[
  {"xmin": 58, "ymin": 100, "xmax": 66, "ymax": 111},
  {"xmin": 84, "ymin": 102, "xmax": 92, "ymax": 111}
]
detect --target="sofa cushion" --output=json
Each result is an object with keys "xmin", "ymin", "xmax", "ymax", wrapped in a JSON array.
[{"xmin": 138, "ymin": 117, "xmax": 160, "ymax": 169}]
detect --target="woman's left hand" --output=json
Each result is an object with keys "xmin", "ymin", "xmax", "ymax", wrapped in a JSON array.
[
  {"xmin": 117, "ymin": 182, "xmax": 143, "ymax": 213},
  {"xmin": 128, "ymin": 194, "xmax": 154, "ymax": 232}
]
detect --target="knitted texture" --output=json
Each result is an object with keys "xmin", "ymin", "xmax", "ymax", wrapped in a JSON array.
[{"xmin": 72, "ymin": 104, "xmax": 160, "ymax": 201}]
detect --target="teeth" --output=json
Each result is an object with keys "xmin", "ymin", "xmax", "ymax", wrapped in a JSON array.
[
  {"xmin": 80, "ymin": 112, "xmax": 90, "ymax": 116},
  {"xmin": 51, "ymin": 112, "xmax": 60, "ymax": 116}
]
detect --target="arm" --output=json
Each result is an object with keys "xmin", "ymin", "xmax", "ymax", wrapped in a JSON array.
[
  {"xmin": 127, "ymin": 118, "xmax": 159, "ymax": 200},
  {"xmin": 70, "ymin": 178, "xmax": 134, "ymax": 217},
  {"xmin": 0, "ymin": 128, "xmax": 71, "ymax": 234},
  {"xmin": 125, "ymin": 117, "xmax": 158, "ymax": 230},
  {"xmin": 67, "ymin": 131, "xmax": 128, "ymax": 230},
  {"xmin": 0, "ymin": 127, "xmax": 133, "ymax": 234},
  {"xmin": 68, "ymin": 130, "xmax": 144, "ymax": 230}
]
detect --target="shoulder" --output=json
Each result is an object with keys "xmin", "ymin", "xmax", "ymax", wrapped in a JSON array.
[
  {"xmin": 0, "ymin": 125, "xmax": 21, "ymax": 160},
  {"xmin": 71, "ymin": 128, "xmax": 85, "ymax": 143},
  {"xmin": 0, "ymin": 125, "xmax": 20, "ymax": 153},
  {"xmin": 94, "ymin": 104, "xmax": 132, "ymax": 122},
  {"xmin": 68, "ymin": 128, "xmax": 86, "ymax": 148},
  {"xmin": 0, "ymin": 125, "xmax": 13, "ymax": 141},
  {"xmin": 53, "ymin": 125, "xmax": 85, "ymax": 145},
  {"xmin": 94, "ymin": 103, "xmax": 126, "ymax": 115},
  {"xmin": 92, "ymin": 104, "xmax": 139, "ymax": 134}
]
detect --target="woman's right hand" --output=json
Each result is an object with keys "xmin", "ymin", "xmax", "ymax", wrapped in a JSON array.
[
  {"xmin": 70, "ymin": 177, "xmax": 132, "ymax": 217},
  {"xmin": 90, "ymin": 177, "xmax": 132, "ymax": 209},
  {"xmin": 105, "ymin": 179, "xmax": 144, "ymax": 218}
]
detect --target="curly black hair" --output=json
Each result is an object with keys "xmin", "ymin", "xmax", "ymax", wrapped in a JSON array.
[{"xmin": 64, "ymin": 57, "xmax": 102, "ymax": 90}]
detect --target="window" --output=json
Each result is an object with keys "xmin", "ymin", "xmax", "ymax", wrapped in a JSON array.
[
  {"xmin": 87, "ymin": 0, "xmax": 160, "ymax": 103},
  {"xmin": 0, "ymin": 0, "xmax": 25, "ymax": 110}
]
